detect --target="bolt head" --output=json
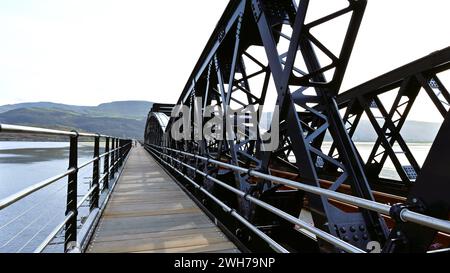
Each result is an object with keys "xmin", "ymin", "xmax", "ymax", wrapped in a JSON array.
[{"xmin": 235, "ymin": 228, "xmax": 242, "ymax": 237}]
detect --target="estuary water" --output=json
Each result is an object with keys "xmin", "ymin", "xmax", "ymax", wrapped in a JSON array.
[{"xmin": 0, "ymin": 141, "xmax": 100, "ymax": 253}]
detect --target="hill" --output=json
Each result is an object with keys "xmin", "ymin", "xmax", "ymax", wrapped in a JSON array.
[
  {"xmin": 0, "ymin": 101, "xmax": 154, "ymax": 140},
  {"xmin": 1, "ymin": 102, "xmax": 440, "ymax": 142},
  {"xmin": 351, "ymin": 120, "xmax": 440, "ymax": 143},
  {"xmin": 0, "ymin": 101, "xmax": 153, "ymax": 120},
  {"xmin": 260, "ymin": 112, "xmax": 440, "ymax": 143}
]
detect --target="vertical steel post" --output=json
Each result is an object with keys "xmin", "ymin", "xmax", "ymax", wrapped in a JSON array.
[
  {"xmin": 103, "ymin": 137, "xmax": 110, "ymax": 190},
  {"xmin": 118, "ymin": 139, "xmax": 123, "ymax": 168},
  {"xmin": 65, "ymin": 132, "xmax": 78, "ymax": 252},
  {"xmin": 114, "ymin": 138, "xmax": 119, "ymax": 174},
  {"xmin": 110, "ymin": 138, "xmax": 116, "ymax": 180},
  {"xmin": 90, "ymin": 135, "xmax": 100, "ymax": 210}
]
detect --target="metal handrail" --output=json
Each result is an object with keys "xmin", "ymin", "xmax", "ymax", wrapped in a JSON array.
[
  {"xmin": 149, "ymin": 144, "xmax": 450, "ymax": 235},
  {"xmin": 0, "ymin": 169, "xmax": 76, "ymax": 210},
  {"xmin": 78, "ymin": 143, "xmax": 130, "ymax": 171},
  {"xmin": 0, "ymin": 123, "xmax": 134, "ymax": 253},
  {"xmin": 33, "ymin": 211, "xmax": 75, "ymax": 253},
  {"xmin": 147, "ymin": 148, "xmax": 289, "ymax": 253},
  {"xmin": 77, "ymin": 185, "xmax": 98, "ymax": 209},
  {"xmin": 0, "ymin": 142, "xmax": 131, "ymax": 211},
  {"xmin": 147, "ymin": 145, "xmax": 365, "ymax": 253},
  {"xmin": 0, "ymin": 124, "xmax": 77, "ymax": 137},
  {"xmin": 34, "ymin": 147, "xmax": 133, "ymax": 253},
  {"xmin": 0, "ymin": 123, "xmax": 113, "ymax": 138}
]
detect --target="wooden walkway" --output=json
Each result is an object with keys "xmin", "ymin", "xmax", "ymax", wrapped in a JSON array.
[{"xmin": 87, "ymin": 145, "xmax": 238, "ymax": 253}]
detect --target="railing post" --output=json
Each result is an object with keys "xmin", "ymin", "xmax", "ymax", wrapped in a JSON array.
[
  {"xmin": 110, "ymin": 138, "xmax": 116, "ymax": 180},
  {"xmin": 118, "ymin": 139, "xmax": 123, "ymax": 168},
  {"xmin": 122, "ymin": 139, "xmax": 126, "ymax": 163},
  {"xmin": 114, "ymin": 138, "xmax": 119, "ymax": 173},
  {"xmin": 90, "ymin": 135, "xmax": 100, "ymax": 210},
  {"xmin": 65, "ymin": 131, "xmax": 78, "ymax": 252},
  {"xmin": 103, "ymin": 137, "xmax": 110, "ymax": 190}
]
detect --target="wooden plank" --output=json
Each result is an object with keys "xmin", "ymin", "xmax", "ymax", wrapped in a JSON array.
[
  {"xmin": 92, "ymin": 227, "xmax": 224, "ymax": 243},
  {"xmin": 131, "ymin": 242, "xmax": 238, "ymax": 254},
  {"xmin": 89, "ymin": 230, "xmax": 230, "ymax": 253},
  {"xmin": 103, "ymin": 207, "xmax": 201, "ymax": 218},
  {"xmin": 93, "ymin": 220, "xmax": 215, "ymax": 237},
  {"xmin": 87, "ymin": 145, "xmax": 238, "ymax": 253}
]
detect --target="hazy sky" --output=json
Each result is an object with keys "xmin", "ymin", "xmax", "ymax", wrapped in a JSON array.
[{"xmin": 0, "ymin": 0, "xmax": 449, "ymax": 121}]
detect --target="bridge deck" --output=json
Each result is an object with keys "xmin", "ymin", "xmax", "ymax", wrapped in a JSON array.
[{"xmin": 87, "ymin": 145, "xmax": 239, "ymax": 253}]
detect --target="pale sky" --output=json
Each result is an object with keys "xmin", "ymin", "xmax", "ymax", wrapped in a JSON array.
[{"xmin": 0, "ymin": 0, "xmax": 449, "ymax": 121}]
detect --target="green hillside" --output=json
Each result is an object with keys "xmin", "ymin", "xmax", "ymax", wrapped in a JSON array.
[
  {"xmin": 0, "ymin": 101, "xmax": 154, "ymax": 140},
  {"xmin": 0, "ymin": 101, "xmax": 153, "ymax": 120}
]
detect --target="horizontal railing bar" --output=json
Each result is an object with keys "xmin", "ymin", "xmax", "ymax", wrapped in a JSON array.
[
  {"xmin": 78, "ymin": 157, "xmax": 99, "ymax": 170},
  {"xmin": 148, "ymin": 146, "xmax": 364, "ymax": 253},
  {"xmin": 78, "ymin": 143, "xmax": 131, "ymax": 171},
  {"xmin": 99, "ymin": 172, "xmax": 109, "ymax": 183},
  {"xmin": 428, "ymin": 247, "xmax": 450, "ymax": 253},
  {"xmin": 0, "ymin": 123, "xmax": 131, "ymax": 140},
  {"xmin": 0, "ymin": 138, "xmax": 132, "ymax": 253},
  {"xmin": 98, "ymin": 145, "xmax": 122, "ymax": 158},
  {"xmin": 401, "ymin": 210, "xmax": 450, "ymax": 233},
  {"xmin": 0, "ymin": 124, "xmax": 77, "ymax": 137},
  {"xmin": 34, "ymin": 211, "xmax": 75, "ymax": 253},
  {"xmin": 77, "ymin": 185, "xmax": 98, "ymax": 209},
  {"xmin": 150, "ymin": 144, "xmax": 450, "ymax": 235},
  {"xmin": 108, "ymin": 159, "xmax": 120, "ymax": 172},
  {"xmin": 33, "ymin": 146, "xmax": 131, "ymax": 253},
  {"xmin": 147, "ymin": 148, "xmax": 289, "ymax": 253},
  {"xmin": 0, "ymin": 183, "xmax": 67, "ymax": 232},
  {"xmin": 0, "ymin": 168, "xmax": 76, "ymax": 210}
]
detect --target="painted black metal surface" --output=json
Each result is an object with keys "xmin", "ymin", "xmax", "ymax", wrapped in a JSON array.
[{"xmin": 144, "ymin": 0, "xmax": 450, "ymax": 253}]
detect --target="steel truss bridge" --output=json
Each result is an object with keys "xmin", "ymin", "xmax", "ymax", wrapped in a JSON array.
[
  {"xmin": 1, "ymin": 0, "xmax": 450, "ymax": 254},
  {"xmin": 144, "ymin": 0, "xmax": 450, "ymax": 253}
]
